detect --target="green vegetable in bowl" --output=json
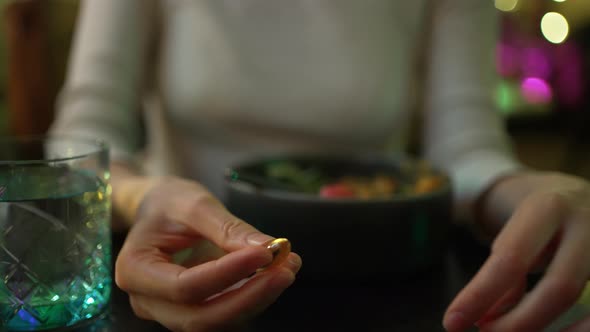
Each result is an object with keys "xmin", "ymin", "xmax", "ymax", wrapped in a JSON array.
[
  {"xmin": 262, "ymin": 160, "xmax": 444, "ymax": 199},
  {"xmin": 265, "ymin": 161, "xmax": 324, "ymax": 193}
]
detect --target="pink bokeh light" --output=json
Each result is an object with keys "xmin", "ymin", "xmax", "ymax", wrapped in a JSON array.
[
  {"xmin": 521, "ymin": 47, "xmax": 552, "ymax": 80},
  {"xmin": 521, "ymin": 77, "xmax": 553, "ymax": 104}
]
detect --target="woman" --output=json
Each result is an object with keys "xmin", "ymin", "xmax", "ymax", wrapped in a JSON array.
[{"xmin": 51, "ymin": 0, "xmax": 590, "ymax": 331}]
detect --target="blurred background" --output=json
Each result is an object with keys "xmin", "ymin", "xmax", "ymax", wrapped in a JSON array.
[{"xmin": 0, "ymin": 0, "xmax": 588, "ymax": 177}]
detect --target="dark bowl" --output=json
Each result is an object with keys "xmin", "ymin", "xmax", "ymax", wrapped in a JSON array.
[{"xmin": 224, "ymin": 154, "xmax": 453, "ymax": 284}]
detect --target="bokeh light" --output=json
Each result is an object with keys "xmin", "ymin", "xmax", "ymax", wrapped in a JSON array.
[
  {"xmin": 495, "ymin": 0, "xmax": 519, "ymax": 12},
  {"xmin": 496, "ymin": 81, "xmax": 518, "ymax": 115},
  {"xmin": 521, "ymin": 77, "xmax": 553, "ymax": 104},
  {"xmin": 540, "ymin": 12, "xmax": 569, "ymax": 44},
  {"xmin": 553, "ymin": 0, "xmax": 566, "ymax": 2},
  {"xmin": 521, "ymin": 47, "xmax": 552, "ymax": 79},
  {"xmin": 496, "ymin": 43, "xmax": 521, "ymax": 77},
  {"xmin": 553, "ymin": 43, "xmax": 584, "ymax": 108}
]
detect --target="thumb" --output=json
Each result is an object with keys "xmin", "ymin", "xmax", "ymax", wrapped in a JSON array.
[{"xmin": 181, "ymin": 195, "xmax": 274, "ymax": 252}]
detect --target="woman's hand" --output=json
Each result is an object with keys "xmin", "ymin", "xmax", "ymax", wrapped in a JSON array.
[
  {"xmin": 444, "ymin": 172, "xmax": 590, "ymax": 332},
  {"xmin": 114, "ymin": 176, "xmax": 302, "ymax": 332}
]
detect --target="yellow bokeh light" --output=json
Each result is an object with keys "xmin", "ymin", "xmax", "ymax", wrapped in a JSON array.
[
  {"xmin": 553, "ymin": 0, "xmax": 566, "ymax": 2},
  {"xmin": 495, "ymin": 0, "xmax": 519, "ymax": 12},
  {"xmin": 541, "ymin": 12, "xmax": 569, "ymax": 44}
]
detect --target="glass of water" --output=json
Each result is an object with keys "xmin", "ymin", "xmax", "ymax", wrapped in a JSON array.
[{"xmin": 0, "ymin": 136, "xmax": 111, "ymax": 331}]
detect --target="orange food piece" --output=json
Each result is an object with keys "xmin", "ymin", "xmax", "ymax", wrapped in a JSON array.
[
  {"xmin": 372, "ymin": 174, "xmax": 396, "ymax": 196},
  {"xmin": 414, "ymin": 175, "xmax": 443, "ymax": 194}
]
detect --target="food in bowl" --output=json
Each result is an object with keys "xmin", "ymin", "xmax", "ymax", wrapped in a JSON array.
[
  {"xmin": 260, "ymin": 160, "xmax": 445, "ymax": 199},
  {"xmin": 224, "ymin": 155, "xmax": 453, "ymax": 283}
]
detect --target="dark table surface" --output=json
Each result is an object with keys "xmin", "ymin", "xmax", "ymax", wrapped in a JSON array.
[{"xmin": 69, "ymin": 226, "xmax": 588, "ymax": 332}]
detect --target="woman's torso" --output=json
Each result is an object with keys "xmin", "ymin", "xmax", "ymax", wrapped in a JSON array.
[{"xmin": 147, "ymin": 0, "xmax": 429, "ymax": 195}]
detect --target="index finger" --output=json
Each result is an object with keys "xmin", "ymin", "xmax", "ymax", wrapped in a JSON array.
[
  {"xmin": 167, "ymin": 191, "xmax": 274, "ymax": 252},
  {"xmin": 443, "ymin": 194, "xmax": 566, "ymax": 331},
  {"xmin": 115, "ymin": 243, "xmax": 273, "ymax": 303},
  {"xmin": 480, "ymin": 214, "xmax": 590, "ymax": 331}
]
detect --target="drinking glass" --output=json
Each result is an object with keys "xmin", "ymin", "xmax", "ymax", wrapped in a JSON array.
[{"xmin": 0, "ymin": 136, "xmax": 111, "ymax": 331}]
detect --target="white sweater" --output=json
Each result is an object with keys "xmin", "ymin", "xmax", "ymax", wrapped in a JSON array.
[{"xmin": 51, "ymin": 0, "xmax": 520, "ymax": 215}]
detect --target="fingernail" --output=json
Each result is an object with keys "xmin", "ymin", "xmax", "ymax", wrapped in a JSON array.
[
  {"xmin": 288, "ymin": 255, "xmax": 302, "ymax": 274},
  {"xmin": 443, "ymin": 312, "xmax": 467, "ymax": 331},
  {"xmin": 288, "ymin": 255, "xmax": 302, "ymax": 267},
  {"xmin": 246, "ymin": 233, "xmax": 274, "ymax": 245}
]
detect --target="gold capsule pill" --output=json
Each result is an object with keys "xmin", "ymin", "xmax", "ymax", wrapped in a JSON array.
[{"xmin": 260, "ymin": 238, "xmax": 291, "ymax": 270}]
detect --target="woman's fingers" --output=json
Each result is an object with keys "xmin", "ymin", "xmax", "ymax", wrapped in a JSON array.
[
  {"xmin": 138, "ymin": 179, "xmax": 275, "ymax": 252},
  {"xmin": 205, "ymin": 252, "xmax": 302, "ymax": 301},
  {"xmin": 127, "ymin": 263, "xmax": 299, "ymax": 332},
  {"xmin": 115, "ymin": 178, "xmax": 303, "ymax": 330},
  {"xmin": 116, "ymin": 244, "xmax": 273, "ymax": 303},
  {"xmin": 203, "ymin": 254, "xmax": 301, "ymax": 320},
  {"xmin": 443, "ymin": 252, "xmax": 529, "ymax": 331},
  {"xmin": 444, "ymin": 193, "xmax": 565, "ymax": 331},
  {"xmin": 167, "ymin": 189, "xmax": 273, "ymax": 251},
  {"xmin": 285, "ymin": 252, "xmax": 303, "ymax": 274},
  {"xmin": 490, "ymin": 193, "xmax": 568, "ymax": 265},
  {"xmin": 476, "ymin": 277, "xmax": 526, "ymax": 327},
  {"xmin": 479, "ymin": 214, "xmax": 590, "ymax": 331}
]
